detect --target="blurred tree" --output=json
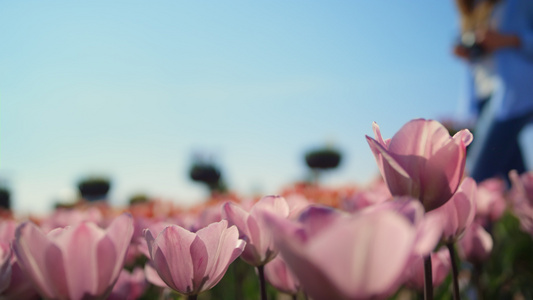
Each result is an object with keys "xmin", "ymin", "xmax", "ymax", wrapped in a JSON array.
[
  {"xmin": 77, "ymin": 176, "xmax": 111, "ymax": 202},
  {"xmin": 189, "ymin": 153, "xmax": 227, "ymax": 196},
  {"xmin": 0, "ymin": 187, "xmax": 10, "ymax": 210},
  {"xmin": 304, "ymin": 146, "xmax": 342, "ymax": 184},
  {"xmin": 129, "ymin": 193, "xmax": 149, "ymax": 205}
]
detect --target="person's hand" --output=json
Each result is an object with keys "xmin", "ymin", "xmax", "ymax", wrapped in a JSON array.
[
  {"xmin": 476, "ymin": 28, "xmax": 521, "ymax": 53},
  {"xmin": 453, "ymin": 44, "xmax": 470, "ymax": 60}
]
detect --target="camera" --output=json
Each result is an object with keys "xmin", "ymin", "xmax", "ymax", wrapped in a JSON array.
[{"xmin": 459, "ymin": 31, "xmax": 485, "ymax": 59}]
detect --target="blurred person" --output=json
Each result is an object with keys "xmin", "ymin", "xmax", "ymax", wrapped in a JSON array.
[{"xmin": 453, "ymin": 0, "xmax": 533, "ymax": 184}]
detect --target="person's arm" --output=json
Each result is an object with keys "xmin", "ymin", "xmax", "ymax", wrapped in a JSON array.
[
  {"xmin": 476, "ymin": 28, "xmax": 521, "ymax": 52},
  {"xmin": 452, "ymin": 44, "xmax": 471, "ymax": 60},
  {"xmin": 478, "ymin": 0, "xmax": 533, "ymax": 56}
]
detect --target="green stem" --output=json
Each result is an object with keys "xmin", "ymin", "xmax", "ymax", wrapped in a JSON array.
[
  {"xmin": 424, "ymin": 255, "xmax": 433, "ymax": 300},
  {"xmin": 257, "ymin": 265, "xmax": 268, "ymax": 300},
  {"xmin": 472, "ymin": 263, "xmax": 483, "ymax": 300},
  {"xmin": 447, "ymin": 243, "xmax": 461, "ymax": 300},
  {"xmin": 187, "ymin": 295, "xmax": 198, "ymax": 300},
  {"xmin": 234, "ymin": 261, "xmax": 244, "ymax": 300}
]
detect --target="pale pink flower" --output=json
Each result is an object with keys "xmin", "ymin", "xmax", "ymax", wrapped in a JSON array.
[
  {"xmin": 366, "ymin": 119, "xmax": 472, "ymax": 211},
  {"xmin": 108, "ymin": 268, "xmax": 147, "ymax": 300},
  {"xmin": 264, "ymin": 255, "xmax": 300, "ymax": 295},
  {"xmin": 475, "ymin": 178, "xmax": 506, "ymax": 224},
  {"xmin": 0, "ymin": 220, "xmax": 39, "ymax": 299},
  {"xmin": 144, "ymin": 262, "xmax": 167, "ymax": 288},
  {"xmin": 427, "ymin": 177, "xmax": 477, "ymax": 243},
  {"xmin": 361, "ymin": 197, "xmax": 442, "ymax": 256},
  {"xmin": 405, "ymin": 248, "xmax": 451, "ymax": 291},
  {"xmin": 509, "ymin": 170, "xmax": 533, "ymax": 235},
  {"xmin": 14, "ymin": 213, "xmax": 133, "ymax": 300},
  {"xmin": 457, "ymin": 221, "xmax": 493, "ymax": 264},
  {"xmin": 144, "ymin": 220, "xmax": 246, "ymax": 296},
  {"xmin": 222, "ymin": 195, "xmax": 289, "ymax": 266},
  {"xmin": 40, "ymin": 207, "xmax": 104, "ymax": 232},
  {"xmin": 190, "ymin": 204, "xmax": 223, "ymax": 232},
  {"xmin": 0, "ymin": 242, "xmax": 11, "ymax": 293},
  {"xmin": 342, "ymin": 178, "xmax": 391, "ymax": 212},
  {"xmin": 285, "ymin": 195, "xmax": 311, "ymax": 220},
  {"xmin": 263, "ymin": 209, "xmax": 418, "ymax": 300},
  {"xmin": 0, "ymin": 220, "xmax": 16, "ymax": 242},
  {"xmin": 1, "ymin": 258, "xmax": 40, "ymax": 300}
]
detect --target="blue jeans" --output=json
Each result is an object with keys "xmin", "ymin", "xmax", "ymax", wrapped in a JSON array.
[{"xmin": 468, "ymin": 111, "xmax": 533, "ymax": 185}]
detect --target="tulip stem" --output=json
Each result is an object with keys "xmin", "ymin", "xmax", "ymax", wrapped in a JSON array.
[
  {"xmin": 447, "ymin": 243, "xmax": 461, "ymax": 300},
  {"xmin": 423, "ymin": 255, "xmax": 433, "ymax": 300},
  {"xmin": 472, "ymin": 263, "xmax": 483, "ymax": 300},
  {"xmin": 187, "ymin": 295, "xmax": 197, "ymax": 300},
  {"xmin": 257, "ymin": 265, "xmax": 268, "ymax": 300}
]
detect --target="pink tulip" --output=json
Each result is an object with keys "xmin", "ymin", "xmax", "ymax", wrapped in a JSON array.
[
  {"xmin": 406, "ymin": 248, "xmax": 451, "ymax": 291},
  {"xmin": 427, "ymin": 177, "xmax": 477, "ymax": 243},
  {"xmin": 222, "ymin": 195, "xmax": 289, "ymax": 266},
  {"xmin": 366, "ymin": 119, "xmax": 473, "ymax": 211},
  {"xmin": 457, "ymin": 222, "xmax": 493, "ymax": 264},
  {"xmin": 0, "ymin": 219, "xmax": 16, "ymax": 294},
  {"xmin": 0, "ymin": 220, "xmax": 39, "ymax": 299},
  {"xmin": 108, "ymin": 268, "xmax": 148, "ymax": 300},
  {"xmin": 263, "ymin": 209, "xmax": 417, "ymax": 300},
  {"xmin": 475, "ymin": 178, "xmax": 506, "ymax": 224},
  {"xmin": 144, "ymin": 262, "xmax": 168, "ymax": 288},
  {"xmin": 509, "ymin": 170, "xmax": 533, "ymax": 235},
  {"xmin": 40, "ymin": 207, "xmax": 104, "ymax": 232},
  {"xmin": 190, "ymin": 204, "xmax": 223, "ymax": 232},
  {"xmin": 0, "ymin": 242, "xmax": 11, "ymax": 293},
  {"xmin": 1, "ymin": 258, "xmax": 40, "ymax": 300},
  {"xmin": 361, "ymin": 197, "xmax": 442, "ymax": 256},
  {"xmin": 342, "ymin": 178, "xmax": 391, "ymax": 212},
  {"xmin": 144, "ymin": 220, "xmax": 246, "ymax": 296},
  {"xmin": 14, "ymin": 213, "xmax": 133, "ymax": 300},
  {"xmin": 297, "ymin": 205, "xmax": 348, "ymax": 237},
  {"xmin": 509, "ymin": 170, "xmax": 533, "ymax": 206},
  {"xmin": 0, "ymin": 220, "xmax": 16, "ymax": 242},
  {"xmin": 264, "ymin": 255, "xmax": 300, "ymax": 295},
  {"xmin": 285, "ymin": 195, "xmax": 311, "ymax": 220}
]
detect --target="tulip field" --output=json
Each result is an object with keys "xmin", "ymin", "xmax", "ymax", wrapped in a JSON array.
[{"xmin": 2, "ymin": 118, "xmax": 533, "ymax": 300}]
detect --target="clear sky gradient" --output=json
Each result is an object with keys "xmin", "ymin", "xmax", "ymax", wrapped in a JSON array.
[{"xmin": 2, "ymin": 1, "xmax": 531, "ymax": 213}]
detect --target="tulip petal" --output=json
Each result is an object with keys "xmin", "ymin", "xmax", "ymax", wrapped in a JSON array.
[
  {"xmin": 196, "ymin": 221, "xmax": 227, "ymax": 281},
  {"xmin": 13, "ymin": 223, "xmax": 56, "ymax": 298},
  {"xmin": 105, "ymin": 214, "xmax": 134, "ymax": 273},
  {"xmin": 153, "ymin": 226, "xmax": 196, "ymax": 293},
  {"xmin": 297, "ymin": 205, "xmax": 346, "ymax": 238},
  {"xmin": 43, "ymin": 244, "xmax": 69, "ymax": 298},
  {"xmin": 189, "ymin": 235, "xmax": 208, "ymax": 292},
  {"xmin": 413, "ymin": 213, "xmax": 443, "ymax": 256},
  {"xmin": 422, "ymin": 139, "xmax": 466, "ymax": 211},
  {"xmin": 95, "ymin": 235, "xmax": 119, "ymax": 296},
  {"xmin": 59, "ymin": 223, "xmax": 105, "ymax": 299},
  {"xmin": 310, "ymin": 211, "xmax": 415, "ymax": 297},
  {"xmin": 453, "ymin": 129, "xmax": 473, "ymax": 147},
  {"xmin": 367, "ymin": 136, "xmax": 420, "ymax": 200},
  {"xmin": 388, "ymin": 119, "xmax": 451, "ymax": 157},
  {"xmin": 372, "ymin": 121, "xmax": 389, "ymax": 147},
  {"xmin": 144, "ymin": 262, "xmax": 168, "ymax": 288},
  {"xmin": 251, "ymin": 196, "xmax": 290, "ymax": 218},
  {"xmin": 197, "ymin": 222, "xmax": 245, "ymax": 290},
  {"xmin": 222, "ymin": 202, "xmax": 250, "ymax": 239},
  {"xmin": 265, "ymin": 214, "xmax": 344, "ymax": 300}
]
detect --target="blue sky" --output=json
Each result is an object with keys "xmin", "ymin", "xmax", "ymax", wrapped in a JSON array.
[{"xmin": 2, "ymin": 1, "xmax": 528, "ymax": 213}]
